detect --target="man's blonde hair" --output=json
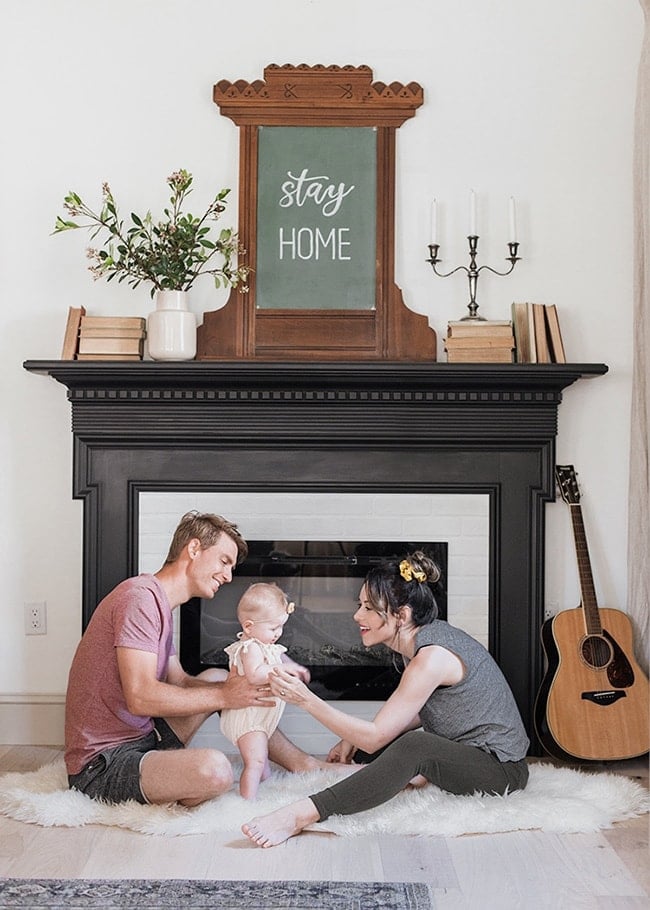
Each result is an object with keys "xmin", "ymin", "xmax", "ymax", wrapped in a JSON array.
[{"xmin": 164, "ymin": 511, "xmax": 248, "ymax": 565}]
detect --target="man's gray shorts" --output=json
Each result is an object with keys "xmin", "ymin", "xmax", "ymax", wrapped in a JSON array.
[{"xmin": 67, "ymin": 718, "xmax": 184, "ymax": 804}]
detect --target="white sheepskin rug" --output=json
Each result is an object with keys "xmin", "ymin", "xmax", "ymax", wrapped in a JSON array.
[{"xmin": 0, "ymin": 759, "xmax": 647, "ymax": 838}]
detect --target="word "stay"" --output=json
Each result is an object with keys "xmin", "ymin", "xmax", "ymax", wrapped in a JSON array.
[{"xmin": 279, "ymin": 168, "xmax": 355, "ymax": 217}]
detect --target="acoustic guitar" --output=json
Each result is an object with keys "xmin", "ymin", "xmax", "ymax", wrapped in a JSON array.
[{"xmin": 534, "ymin": 464, "xmax": 649, "ymax": 761}]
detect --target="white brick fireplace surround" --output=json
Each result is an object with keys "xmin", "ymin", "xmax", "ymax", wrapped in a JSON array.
[{"xmin": 139, "ymin": 491, "xmax": 488, "ymax": 754}]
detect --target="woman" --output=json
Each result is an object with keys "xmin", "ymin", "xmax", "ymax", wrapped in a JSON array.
[{"xmin": 242, "ymin": 551, "xmax": 530, "ymax": 847}]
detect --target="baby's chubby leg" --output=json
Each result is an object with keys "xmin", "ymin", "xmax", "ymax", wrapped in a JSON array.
[{"xmin": 237, "ymin": 730, "xmax": 272, "ymax": 800}]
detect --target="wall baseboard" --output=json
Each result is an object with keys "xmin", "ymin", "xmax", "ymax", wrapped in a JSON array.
[{"xmin": 0, "ymin": 694, "xmax": 65, "ymax": 746}]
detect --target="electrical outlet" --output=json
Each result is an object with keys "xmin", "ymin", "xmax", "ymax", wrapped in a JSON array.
[{"xmin": 24, "ymin": 601, "xmax": 47, "ymax": 635}]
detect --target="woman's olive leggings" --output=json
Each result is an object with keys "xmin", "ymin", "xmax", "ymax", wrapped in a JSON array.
[{"xmin": 309, "ymin": 729, "xmax": 529, "ymax": 822}]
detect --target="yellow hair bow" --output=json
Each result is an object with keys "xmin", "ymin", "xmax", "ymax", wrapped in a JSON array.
[{"xmin": 399, "ymin": 559, "xmax": 426, "ymax": 583}]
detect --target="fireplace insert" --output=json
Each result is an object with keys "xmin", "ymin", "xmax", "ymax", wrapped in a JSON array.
[{"xmin": 180, "ymin": 540, "xmax": 447, "ymax": 700}]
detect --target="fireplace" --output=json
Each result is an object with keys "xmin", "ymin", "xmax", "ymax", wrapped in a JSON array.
[
  {"xmin": 178, "ymin": 539, "xmax": 448, "ymax": 700},
  {"xmin": 23, "ymin": 359, "xmax": 608, "ymax": 753}
]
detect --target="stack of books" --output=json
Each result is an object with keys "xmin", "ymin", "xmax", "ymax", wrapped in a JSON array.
[
  {"xmin": 444, "ymin": 320, "xmax": 514, "ymax": 363},
  {"xmin": 511, "ymin": 302, "xmax": 566, "ymax": 363},
  {"xmin": 76, "ymin": 316, "xmax": 146, "ymax": 361}
]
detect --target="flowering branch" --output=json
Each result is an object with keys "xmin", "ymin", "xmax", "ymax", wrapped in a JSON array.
[{"xmin": 53, "ymin": 169, "xmax": 250, "ymax": 297}]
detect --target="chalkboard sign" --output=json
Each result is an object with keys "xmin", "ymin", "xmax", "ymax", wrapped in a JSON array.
[{"xmin": 256, "ymin": 126, "xmax": 377, "ymax": 311}]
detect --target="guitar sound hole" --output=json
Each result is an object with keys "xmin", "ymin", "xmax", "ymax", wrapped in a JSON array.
[{"xmin": 581, "ymin": 635, "xmax": 613, "ymax": 670}]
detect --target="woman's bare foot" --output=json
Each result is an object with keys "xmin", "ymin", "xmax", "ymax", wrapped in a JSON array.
[
  {"xmin": 407, "ymin": 774, "xmax": 428, "ymax": 789},
  {"xmin": 242, "ymin": 797, "xmax": 319, "ymax": 848}
]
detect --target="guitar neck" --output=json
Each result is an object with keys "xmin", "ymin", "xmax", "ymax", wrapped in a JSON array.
[{"xmin": 569, "ymin": 503, "xmax": 602, "ymax": 635}]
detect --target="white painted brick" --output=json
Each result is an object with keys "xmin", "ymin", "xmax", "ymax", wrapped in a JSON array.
[
  {"xmin": 449, "ymin": 576, "xmax": 489, "ymax": 597},
  {"xmin": 457, "ymin": 536, "xmax": 490, "ymax": 556},
  {"xmin": 450, "ymin": 556, "xmax": 489, "ymax": 577},
  {"xmin": 461, "ymin": 516, "xmax": 490, "ymax": 536}
]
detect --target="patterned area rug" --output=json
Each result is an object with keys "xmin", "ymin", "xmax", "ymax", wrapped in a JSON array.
[
  {"xmin": 0, "ymin": 878, "xmax": 432, "ymax": 909},
  {"xmin": 0, "ymin": 759, "xmax": 647, "ymax": 838}
]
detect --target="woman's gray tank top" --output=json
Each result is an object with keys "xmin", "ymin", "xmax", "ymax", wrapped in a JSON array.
[{"xmin": 414, "ymin": 621, "xmax": 529, "ymax": 762}]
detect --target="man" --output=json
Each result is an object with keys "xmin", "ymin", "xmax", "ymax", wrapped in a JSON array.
[{"xmin": 65, "ymin": 511, "xmax": 318, "ymax": 806}]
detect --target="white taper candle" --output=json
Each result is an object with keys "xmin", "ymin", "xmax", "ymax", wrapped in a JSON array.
[
  {"xmin": 469, "ymin": 189, "xmax": 477, "ymax": 235},
  {"xmin": 509, "ymin": 196, "xmax": 517, "ymax": 243}
]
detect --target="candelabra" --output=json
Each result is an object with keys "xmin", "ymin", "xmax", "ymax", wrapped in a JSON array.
[{"xmin": 427, "ymin": 236, "xmax": 521, "ymax": 321}]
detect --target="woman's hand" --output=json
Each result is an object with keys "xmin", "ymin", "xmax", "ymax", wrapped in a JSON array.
[
  {"xmin": 326, "ymin": 739, "xmax": 357, "ymax": 764},
  {"xmin": 280, "ymin": 655, "xmax": 311, "ymax": 683},
  {"xmin": 268, "ymin": 666, "xmax": 314, "ymax": 707}
]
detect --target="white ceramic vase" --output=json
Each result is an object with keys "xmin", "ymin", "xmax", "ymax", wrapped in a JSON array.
[{"xmin": 147, "ymin": 290, "xmax": 196, "ymax": 361}]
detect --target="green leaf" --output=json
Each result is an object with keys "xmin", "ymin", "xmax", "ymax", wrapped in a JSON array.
[{"xmin": 52, "ymin": 216, "xmax": 79, "ymax": 232}]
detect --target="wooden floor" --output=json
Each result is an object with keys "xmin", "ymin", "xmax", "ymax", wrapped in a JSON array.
[{"xmin": 0, "ymin": 746, "xmax": 647, "ymax": 909}]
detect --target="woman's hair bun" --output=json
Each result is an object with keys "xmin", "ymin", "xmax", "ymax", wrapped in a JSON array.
[{"xmin": 406, "ymin": 551, "xmax": 441, "ymax": 585}]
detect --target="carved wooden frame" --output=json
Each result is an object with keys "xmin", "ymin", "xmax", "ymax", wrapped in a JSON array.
[{"xmin": 197, "ymin": 64, "xmax": 437, "ymax": 361}]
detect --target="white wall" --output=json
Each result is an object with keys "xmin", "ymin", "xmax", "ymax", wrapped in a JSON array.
[{"xmin": 0, "ymin": 0, "xmax": 642, "ymax": 743}]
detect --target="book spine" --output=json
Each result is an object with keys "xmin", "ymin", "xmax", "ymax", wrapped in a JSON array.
[
  {"xmin": 60, "ymin": 306, "xmax": 86, "ymax": 360},
  {"xmin": 80, "ymin": 316, "xmax": 146, "ymax": 329},
  {"xmin": 78, "ymin": 338, "xmax": 144, "ymax": 355}
]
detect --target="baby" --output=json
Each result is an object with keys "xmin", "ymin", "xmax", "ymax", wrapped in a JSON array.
[{"xmin": 220, "ymin": 582, "xmax": 309, "ymax": 799}]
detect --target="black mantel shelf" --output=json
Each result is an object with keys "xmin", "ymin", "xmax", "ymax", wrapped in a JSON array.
[
  {"xmin": 23, "ymin": 358, "xmax": 608, "ymax": 754},
  {"xmin": 24, "ymin": 360, "xmax": 608, "ymax": 391}
]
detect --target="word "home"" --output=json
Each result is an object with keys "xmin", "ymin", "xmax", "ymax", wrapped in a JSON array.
[{"xmin": 279, "ymin": 227, "xmax": 351, "ymax": 260}]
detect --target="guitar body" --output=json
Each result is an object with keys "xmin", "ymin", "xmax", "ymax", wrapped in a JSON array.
[{"xmin": 535, "ymin": 606, "xmax": 650, "ymax": 761}]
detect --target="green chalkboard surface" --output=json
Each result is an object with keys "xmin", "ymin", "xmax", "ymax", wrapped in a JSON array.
[{"xmin": 256, "ymin": 126, "xmax": 377, "ymax": 310}]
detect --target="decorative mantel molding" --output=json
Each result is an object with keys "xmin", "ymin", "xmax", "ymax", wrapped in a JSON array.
[
  {"xmin": 23, "ymin": 360, "xmax": 605, "ymax": 439},
  {"xmin": 23, "ymin": 359, "xmax": 608, "ymax": 753}
]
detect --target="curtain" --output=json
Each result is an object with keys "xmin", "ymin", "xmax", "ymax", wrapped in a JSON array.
[{"xmin": 628, "ymin": 0, "xmax": 650, "ymax": 673}]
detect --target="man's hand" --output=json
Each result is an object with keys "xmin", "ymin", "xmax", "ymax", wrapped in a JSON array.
[
  {"xmin": 326, "ymin": 739, "xmax": 357, "ymax": 764},
  {"xmin": 221, "ymin": 668, "xmax": 276, "ymax": 709}
]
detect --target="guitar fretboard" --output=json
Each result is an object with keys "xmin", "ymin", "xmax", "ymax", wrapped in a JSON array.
[{"xmin": 569, "ymin": 503, "xmax": 602, "ymax": 636}]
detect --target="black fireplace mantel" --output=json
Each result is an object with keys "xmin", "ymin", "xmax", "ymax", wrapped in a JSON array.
[{"xmin": 23, "ymin": 359, "xmax": 608, "ymax": 752}]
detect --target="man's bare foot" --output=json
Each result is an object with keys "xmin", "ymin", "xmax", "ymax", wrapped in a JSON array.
[
  {"xmin": 287, "ymin": 754, "xmax": 356, "ymax": 774},
  {"xmin": 322, "ymin": 760, "xmax": 363, "ymax": 777},
  {"xmin": 242, "ymin": 798, "xmax": 319, "ymax": 848}
]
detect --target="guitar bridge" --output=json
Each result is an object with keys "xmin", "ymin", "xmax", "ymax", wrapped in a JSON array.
[{"xmin": 581, "ymin": 690, "xmax": 626, "ymax": 706}]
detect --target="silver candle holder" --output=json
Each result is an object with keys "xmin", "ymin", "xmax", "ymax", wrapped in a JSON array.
[{"xmin": 427, "ymin": 235, "xmax": 521, "ymax": 321}]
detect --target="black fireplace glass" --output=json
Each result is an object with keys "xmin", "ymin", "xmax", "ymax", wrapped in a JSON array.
[{"xmin": 180, "ymin": 540, "xmax": 447, "ymax": 700}]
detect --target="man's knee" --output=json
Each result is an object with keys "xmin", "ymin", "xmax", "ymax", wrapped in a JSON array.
[{"xmin": 194, "ymin": 749, "xmax": 234, "ymax": 795}]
